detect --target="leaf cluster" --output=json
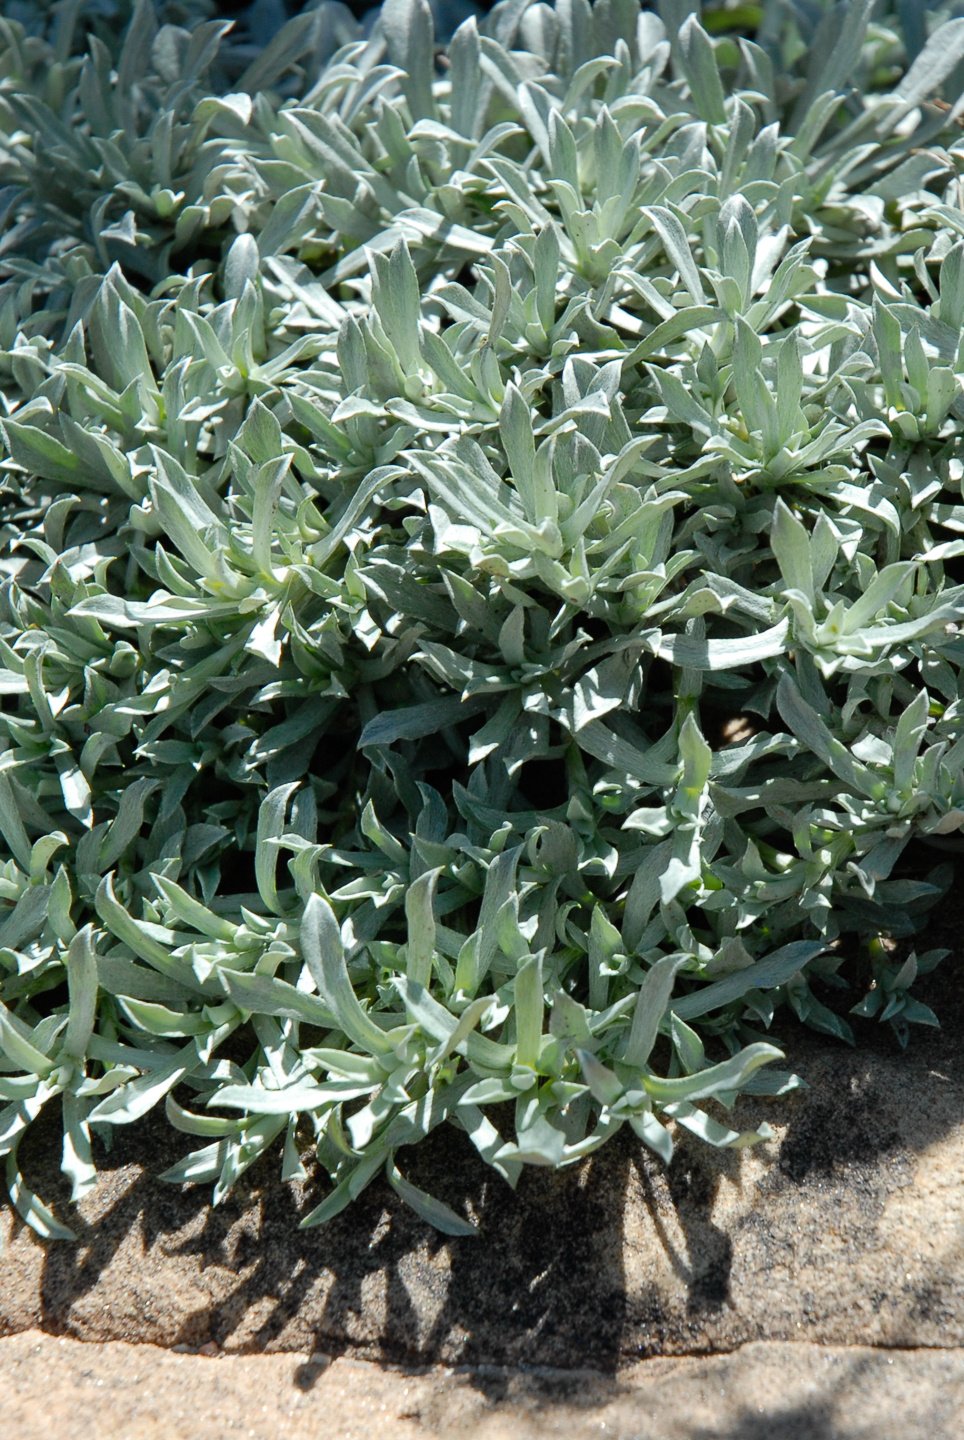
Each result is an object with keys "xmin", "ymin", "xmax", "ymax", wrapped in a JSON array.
[{"xmin": 0, "ymin": 0, "xmax": 961, "ymax": 1238}]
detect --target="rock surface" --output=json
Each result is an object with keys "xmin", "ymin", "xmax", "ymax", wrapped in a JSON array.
[
  {"xmin": 1, "ymin": 1332, "xmax": 961, "ymax": 1440},
  {"xmin": 1, "ymin": 929, "xmax": 961, "ymax": 1437},
  {"xmin": 1, "ymin": 969, "xmax": 961, "ymax": 1368}
]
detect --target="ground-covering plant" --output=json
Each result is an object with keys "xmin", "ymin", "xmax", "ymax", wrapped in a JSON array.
[{"xmin": 0, "ymin": 0, "xmax": 962, "ymax": 1241}]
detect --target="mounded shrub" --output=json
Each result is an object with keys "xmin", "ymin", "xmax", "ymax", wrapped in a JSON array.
[{"xmin": 0, "ymin": 0, "xmax": 962, "ymax": 1238}]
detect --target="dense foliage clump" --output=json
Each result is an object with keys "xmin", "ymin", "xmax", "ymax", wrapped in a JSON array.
[{"xmin": 0, "ymin": 0, "xmax": 962, "ymax": 1239}]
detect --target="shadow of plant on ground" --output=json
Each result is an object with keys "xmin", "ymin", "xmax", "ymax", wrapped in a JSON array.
[{"xmin": 4, "ymin": 942, "xmax": 956, "ymax": 1398}]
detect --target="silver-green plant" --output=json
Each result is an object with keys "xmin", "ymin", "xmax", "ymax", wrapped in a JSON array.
[{"xmin": 0, "ymin": 0, "xmax": 961, "ymax": 1240}]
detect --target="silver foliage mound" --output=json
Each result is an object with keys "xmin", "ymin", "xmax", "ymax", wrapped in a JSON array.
[{"xmin": 0, "ymin": 0, "xmax": 962, "ymax": 1238}]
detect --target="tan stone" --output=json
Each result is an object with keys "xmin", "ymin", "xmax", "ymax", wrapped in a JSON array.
[
  {"xmin": 1, "ymin": 978, "xmax": 961, "ymax": 1368},
  {"xmin": 1, "ymin": 1332, "xmax": 961, "ymax": 1440},
  {"xmin": 3, "ymin": 1002, "xmax": 956, "ymax": 1359}
]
